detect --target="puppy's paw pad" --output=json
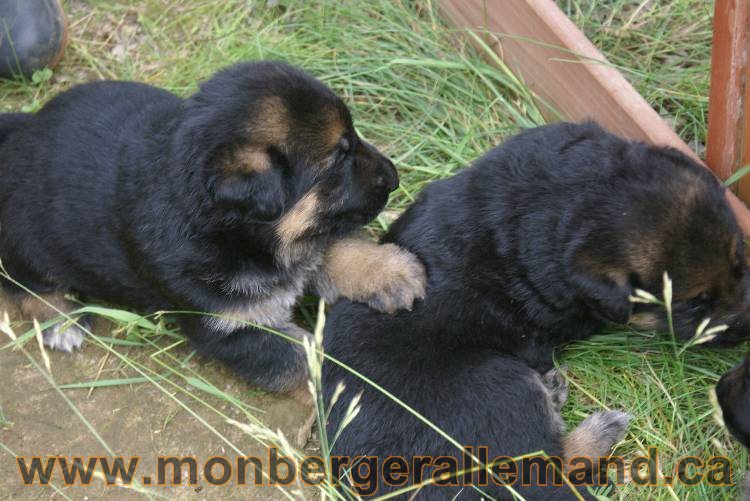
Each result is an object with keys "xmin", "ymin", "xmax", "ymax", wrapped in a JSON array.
[
  {"xmin": 365, "ymin": 245, "xmax": 426, "ymax": 314},
  {"xmin": 582, "ymin": 410, "xmax": 630, "ymax": 449},
  {"xmin": 542, "ymin": 367, "xmax": 569, "ymax": 410},
  {"xmin": 42, "ymin": 323, "xmax": 86, "ymax": 352}
]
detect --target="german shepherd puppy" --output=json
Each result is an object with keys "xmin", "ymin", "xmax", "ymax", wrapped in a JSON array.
[
  {"xmin": 323, "ymin": 122, "xmax": 750, "ymax": 499},
  {"xmin": 718, "ymin": 357, "xmax": 750, "ymax": 449},
  {"xmin": 0, "ymin": 61, "xmax": 425, "ymax": 396},
  {"xmin": 717, "ymin": 356, "xmax": 750, "ymax": 499}
]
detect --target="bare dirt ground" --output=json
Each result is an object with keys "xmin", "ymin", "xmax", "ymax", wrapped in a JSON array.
[{"xmin": 0, "ymin": 294, "xmax": 317, "ymax": 499}]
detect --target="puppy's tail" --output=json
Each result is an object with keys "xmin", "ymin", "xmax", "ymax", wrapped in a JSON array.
[{"xmin": 0, "ymin": 112, "xmax": 32, "ymax": 147}]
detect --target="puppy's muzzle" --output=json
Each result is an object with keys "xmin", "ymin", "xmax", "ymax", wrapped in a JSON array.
[
  {"xmin": 378, "ymin": 156, "xmax": 399, "ymax": 193},
  {"xmin": 361, "ymin": 140, "xmax": 398, "ymax": 193}
]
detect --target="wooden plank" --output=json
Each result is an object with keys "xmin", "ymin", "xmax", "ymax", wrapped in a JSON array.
[
  {"xmin": 706, "ymin": 0, "xmax": 750, "ymax": 199},
  {"xmin": 438, "ymin": 0, "xmax": 750, "ymax": 235}
]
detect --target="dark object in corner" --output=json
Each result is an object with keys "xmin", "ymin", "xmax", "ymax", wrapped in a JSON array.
[{"xmin": 0, "ymin": 0, "xmax": 68, "ymax": 79}]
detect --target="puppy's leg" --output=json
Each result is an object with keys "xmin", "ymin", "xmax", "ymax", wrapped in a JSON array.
[
  {"xmin": 18, "ymin": 292, "xmax": 87, "ymax": 352},
  {"xmin": 563, "ymin": 410, "xmax": 630, "ymax": 483},
  {"xmin": 314, "ymin": 234, "xmax": 426, "ymax": 314},
  {"xmin": 542, "ymin": 367, "xmax": 569, "ymax": 412},
  {"xmin": 180, "ymin": 317, "xmax": 311, "ymax": 397}
]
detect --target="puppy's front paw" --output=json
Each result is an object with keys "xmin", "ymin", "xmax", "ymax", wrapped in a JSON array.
[
  {"xmin": 42, "ymin": 322, "xmax": 87, "ymax": 352},
  {"xmin": 321, "ymin": 237, "xmax": 427, "ymax": 314},
  {"xmin": 363, "ymin": 244, "xmax": 426, "ymax": 315}
]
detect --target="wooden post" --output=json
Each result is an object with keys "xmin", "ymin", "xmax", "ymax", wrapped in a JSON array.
[
  {"xmin": 439, "ymin": 0, "xmax": 750, "ymax": 235},
  {"xmin": 706, "ymin": 0, "xmax": 750, "ymax": 199}
]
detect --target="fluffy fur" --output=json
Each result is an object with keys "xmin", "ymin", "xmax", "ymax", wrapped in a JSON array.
[
  {"xmin": 717, "ymin": 357, "xmax": 750, "ymax": 448},
  {"xmin": 0, "ymin": 61, "xmax": 425, "ymax": 395},
  {"xmin": 716, "ymin": 357, "xmax": 750, "ymax": 499},
  {"xmin": 323, "ymin": 122, "xmax": 750, "ymax": 499}
]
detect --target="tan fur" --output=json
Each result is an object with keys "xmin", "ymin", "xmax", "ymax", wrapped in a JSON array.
[
  {"xmin": 628, "ymin": 312, "xmax": 662, "ymax": 330},
  {"xmin": 604, "ymin": 269, "xmax": 629, "ymax": 288},
  {"xmin": 205, "ymin": 286, "xmax": 301, "ymax": 333},
  {"xmin": 316, "ymin": 235, "xmax": 426, "ymax": 314},
  {"xmin": 325, "ymin": 119, "xmax": 346, "ymax": 152},
  {"xmin": 218, "ymin": 96, "xmax": 290, "ymax": 175},
  {"xmin": 625, "ymin": 237, "xmax": 660, "ymax": 283},
  {"xmin": 222, "ymin": 146, "xmax": 271, "ymax": 174},
  {"xmin": 562, "ymin": 411, "xmax": 628, "ymax": 469},
  {"xmin": 563, "ymin": 428, "xmax": 601, "ymax": 463},
  {"xmin": 19, "ymin": 292, "xmax": 74, "ymax": 322},
  {"xmin": 247, "ymin": 96, "xmax": 289, "ymax": 145},
  {"xmin": 276, "ymin": 191, "xmax": 321, "ymax": 248},
  {"xmin": 305, "ymin": 108, "xmax": 347, "ymax": 166},
  {"xmin": 0, "ymin": 288, "xmax": 20, "ymax": 318}
]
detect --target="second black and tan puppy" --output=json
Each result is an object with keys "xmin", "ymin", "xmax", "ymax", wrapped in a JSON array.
[
  {"xmin": 324, "ymin": 122, "xmax": 750, "ymax": 499},
  {"xmin": 0, "ymin": 61, "xmax": 425, "ymax": 396},
  {"xmin": 717, "ymin": 357, "xmax": 750, "ymax": 449},
  {"xmin": 717, "ymin": 357, "xmax": 750, "ymax": 498}
]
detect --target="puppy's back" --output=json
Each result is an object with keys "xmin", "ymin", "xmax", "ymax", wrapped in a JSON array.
[{"xmin": 0, "ymin": 81, "xmax": 182, "ymax": 303}]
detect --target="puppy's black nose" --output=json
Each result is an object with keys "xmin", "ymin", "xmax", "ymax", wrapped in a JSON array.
[{"xmin": 380, "ymin": 158, "xmax": 399, "ymax": 193}]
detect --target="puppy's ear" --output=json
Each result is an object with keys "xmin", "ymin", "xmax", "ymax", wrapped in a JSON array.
[
  {"xmin": 567, "ymin": 246, "xmax": 634, "ymax": 325},
  {"xmin": 211, "ymin": 146, "xmax": 289, "ymax": 221},
  {"xmin": 213, "ymin": 169, "xmax": 286, "ymax": 221}
]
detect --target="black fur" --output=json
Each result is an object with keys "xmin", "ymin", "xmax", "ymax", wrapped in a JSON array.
[
  {"xmin": 323, "ymin": 122, "xmax": 750, "ymax": 499},
  {"xmin": 0, "ymin": 112, "xmax": 32, "ymax": 145},
  {"xmin": 717, "ymin": 357, "xmax": 750, "ymax": 448},
  {"xmin": 716, "ymin": 356, "xmax": 750, "ymax": 500},
  {"xmin": 0, "ymin": 61, "xmax": 399, "ymax": 394}
]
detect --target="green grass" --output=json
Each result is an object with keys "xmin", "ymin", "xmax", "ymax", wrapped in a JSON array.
[
  {"xmin": 1, "ymin": 0, "xmax": 747, "ymax": 499},
  {"xmin": 562, "ymin": 0, "xmax": 714, "ymax": 153}
]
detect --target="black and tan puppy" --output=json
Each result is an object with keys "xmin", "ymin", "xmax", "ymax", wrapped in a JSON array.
[
  {"xmin": 323, "ymin": 121, "xmax": 750, "ymax": 499},
  {"xmin": 718, "ymin": 357, "xmax": 750, "ymax": 449},
  {"xmin": 0, "ymin": 61, "xmax": 425, "ymax": 396},
  {"xmin": 717, "ymin": 357, "xmax": 750, "ymax": 498}
]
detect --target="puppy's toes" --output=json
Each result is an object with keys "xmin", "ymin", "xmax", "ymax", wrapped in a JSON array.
[
  {"xmin": 365, "ymin": 245, "xmax": 426, "ymax": 314},
  {"xmin": 542, "ymin": 367, "xmax": 569, "ymax": 411},
  {"xmin": 42, "ymin": 321, "xmax": 87, "ymax": 352}
]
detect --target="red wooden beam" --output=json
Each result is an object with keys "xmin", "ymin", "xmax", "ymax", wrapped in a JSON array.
[
  {"xmin": 706, "ymin": 0, "xmax": 750, "ymax": 199},
  {"xmin": 439, "ymin": 0, "xmax": 750, "ymax": 235}
]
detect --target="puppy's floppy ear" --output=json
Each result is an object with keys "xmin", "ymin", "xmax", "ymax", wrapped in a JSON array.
[
  {"xmin": 213, "ymin": 170, "xmax": 286, "ymax": 221},
  {"xmin": 566, "ymin": 243, "xmax": 634, "ymax": 325},
  {"xmin": 212, "ymin": 146, "xmax": 288, "ymax": 222}
]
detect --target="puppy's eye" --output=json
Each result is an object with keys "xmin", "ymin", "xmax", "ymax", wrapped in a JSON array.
[
  {"xmin": 339, "ymin": 137, "xmax": 350, "ymax": 153},
  {"xmin": 698, "ymin": 291, "xmax": 712, "ymax": 303}
]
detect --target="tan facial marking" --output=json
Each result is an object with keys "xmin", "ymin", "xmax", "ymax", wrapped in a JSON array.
[
  {"xmin": 222, "ymin": 146, "xmax": 271, "ymax": 174},
  {"xmin": 325, "ymin": 120, "xmax": 346, "ymax": 151},
  {"xmin": 276, "ymin": 192, "xmax": 321, "ymax": 245},
  {"xmin": 218, "ymin": 96, "xmax": 290, "ymax": 176},
  {"xmin": 625, "ymin": 237, "xmax": 660, "ymax": 282},
  {"xmin": 248, "ymin": 96, "xmax": 289, "ymax": 145}
]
